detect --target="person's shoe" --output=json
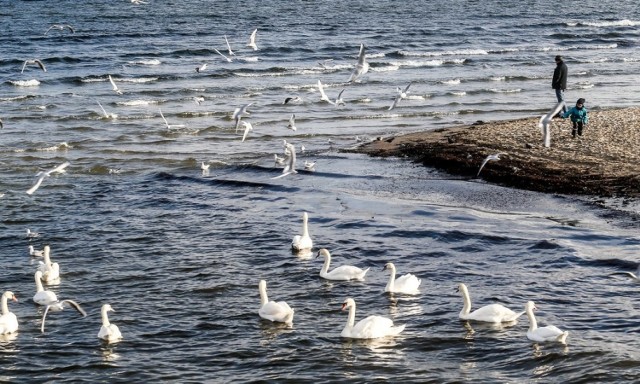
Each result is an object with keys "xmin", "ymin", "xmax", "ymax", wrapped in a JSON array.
[{"xmin": 572, "ymin": 130, "xmax": 577, "ymax": 138}]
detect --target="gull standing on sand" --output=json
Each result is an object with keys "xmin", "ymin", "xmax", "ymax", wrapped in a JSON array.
[
  {"xmin": 21, "ymin": 59, "xmax": 47, "ymax": 74},
  {"xmin": 317, "ymin": 80, "xmax": 335, "ymax": 105},
  {"xmin": 389, "ymin": 83, "xmax": 412, "ymax": 110},
  {"xmin": 44, "ymin": 24, "xmax": 75, "ymax": 35},
  {"xmin": 247, "ymin": 29, "xmax": 258, "ymax": 50},
  {"xmin": 476, "ymin": 153, "xmax": 505, "ymax": 178},
  {"xmin": 348, "ymin": 44, "xmax": 369, "ymax": 82},
  {"xmin": 108, "ymin": 75, "xmax": 123, "ymax": 95},
  {"xmin": 224, "ymin": 35, "xmax": 235, "ymax": 56},
  {"xmin": 232, "ymin": 103, "xmax": 253, "ymax": 132},
  {"xmin": 213, "ymin": 48, "xmax": 233, "ymax": 63},
  {"xmin": 26, "ymin": 161, "xmax": 70, "ymax": 195}
]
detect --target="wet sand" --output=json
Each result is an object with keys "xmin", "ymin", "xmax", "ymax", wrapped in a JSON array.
[{"xmin": 351, "ymin": 107, "xmax": 640, "ymax": 198}]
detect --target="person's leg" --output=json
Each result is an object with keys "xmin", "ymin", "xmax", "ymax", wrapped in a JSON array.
[
  {"xmin": 555, "ymin": 88, "xmax": 566, "ymax": 113},
  {"xmin": 572, "ymin": 121, "xmax": 577, "ymax": 138},
  {"xmin": 577, "ymin": 122, "xmax": 583, "ymax": 136}
]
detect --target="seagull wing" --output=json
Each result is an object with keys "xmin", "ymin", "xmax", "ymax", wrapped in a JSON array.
[
  {"xmin": 317, "ymin": 80, "xmax": 335, "ymax": 104},
  {"xmin": 247, "ymin": 29, "xmax": 258, "ymax": 50},
  {"xmin": 46, "ymin": 161, "xmax": 70, "ymax": 176},
  {"xmin": 44, "ymin": 26, "xmax": 54, "ymax": 35},
  {"xmin": 108, "ymin": 75, "xmax": 122, "ymax": 94},
  {"xmin": 96, "ymin": 100, "xmax": 109, "ymax": 118},
  {"xmin": 241, "ymin": 122, "xmax": 253, "ymax": 142},
  {"xmin": 389, "ymin": 94, "xmax": 401, "ymax": 110},
  {"xmin": 41, "ymin": 305, "xmax": 52, "ymax": 333},
  {"xmin": 348, "ymin": 44, "xmax": 367, "ymax": 82},
  {"xmin": 34, "ymin": 59, "xmax": 46, "ymax": 72},
  {"xmin": 159, "ymin": 109, "xmax": 170, "ymax": 129},
  {"xmin": 60, "ymin": 299, "xmax": 87, "ymax": 317},
  {"xmin": 213, "ymin": 48, "xmax": 232, "ymax": 63},
  {"xmin": 26, "ymin": 173, "xmax": 48, "ymax": 195},
  {"xmin": 224, "ymin": 35, "xmax": 235, "ymax": 55},
  {"xmin": 287, "ymin": 114, "xmax": 296, "ymax": 130},
  {"xmin": 403, "ymin": 82, "xmax": 412, "ymax": 93},
  {"xmin": 21, "ymin": 61, "xmax": 28, "ymax": 73},
  {"xmin": 65, "ymin": 25, "xmax": 75, "ymax": 34}
]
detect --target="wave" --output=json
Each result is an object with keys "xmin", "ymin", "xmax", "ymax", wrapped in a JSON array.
[
  {"xmin": 567, "ymin": 19, "xmax": 640, "ymax": 28},
  {"xmin": 80, "ymin": 76, "xmax": 158, "ymax": 84},
  {"xmin": 0, "ymin": 95, "xmax": 36, "ymax": 102},
  {"xmin": 34, "ymin": 142, "xmax": 73, "ymax": 152},
  {"xmin": 488, "ymin": 88, "xmax": 522, "ymax": 93},
  {"xmin": 116, "ymin": 99, "xmax": 160, "ymax": 106},
  {"xmin": 399, "ymin": 49, "xmax": 488, "ymax": 57},
  {"xmin": 9, "ymin": 79, "xmax": 40, "ymax": 87},
  {"xmin": 441, "ymin": 79, "xmax": 461, "ymax": 85},
  {"xmin": 126, "ymin": 59, "xmax": 162, "ymax": 66}
]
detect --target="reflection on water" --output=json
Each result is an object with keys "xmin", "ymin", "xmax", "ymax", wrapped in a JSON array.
[
  {"xmin": 100, "ymin": 346, "xmax": 121, "ymax": 362},
  {"xmin": 340, "ymin": 336, "xmax": 406, "ymax": 365},
  {"xmin": 259, "ymin": 320, "xmax": 294, "ymax": 347},
  {"xmin": 0, "ymin": 332, "xmax": 19, "ymax": 347}
]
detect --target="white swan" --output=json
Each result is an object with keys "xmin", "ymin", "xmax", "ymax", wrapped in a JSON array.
[
  {"xmin": 457, "ymin": 283, "xmax": 524, "ymax": 323},
  {"xmin": 37, "ymin": 245, "xmax": 60, "ymax": 283},
  {"xmin": 383, "ymin": 262, "xmax": 421, "ymax": 294},
  {"xmin": 98, "ymin": 304, "xmax": 123, "ymax": 342},
  {"xmin": 291, "ymin": 212, "xmax": 313, "ymax": 252},
  {"xmin": 317, "ymin": 249, "xmax": 369, "ymax": 281},
  {"xmin": 0, "ymin": 291, "xmax": 18, "ymax": 335},
  {"xmin": 340, "ymin": 298, "xmax": 405, "ymax": 339},
  {"xmin": 525, "ymin": 301, "xmax": 568, "ymax": 344},
  {"xmin": 258, "ymin": 280, "xmax": 294, "ymax": 325}
]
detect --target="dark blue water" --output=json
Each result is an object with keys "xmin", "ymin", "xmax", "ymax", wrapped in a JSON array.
[{"xmin": 1, "ymin": 1, "xmax": 639, "ymax": 382}]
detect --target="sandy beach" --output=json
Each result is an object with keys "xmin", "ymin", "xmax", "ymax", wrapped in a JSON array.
[{"xmin": 352, "ymin": 107, "xmax": 640, "ymax": 199}]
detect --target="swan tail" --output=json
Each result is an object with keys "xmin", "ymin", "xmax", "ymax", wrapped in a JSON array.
[
  {"xmin": 389, "ymin": 324, "xmax": 406, "ymax": 336},
  {"xmin": 359, "ymin": 268, "xmax": 370, "ymax": 280},
  {"xmin": 284, "ymin": 310, "xmax": 294, "ymax": 325},
  {"xmin": 556, "ymin": 331, "xmax": 569, "ymax": 344},
  {"xmin": 507, "ymin": 310, "xmax": 526, "ymax": 322}
]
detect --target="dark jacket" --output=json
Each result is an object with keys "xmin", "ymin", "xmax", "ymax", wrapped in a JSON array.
[
  {"xmin": 562, "ymin": 106, "xmax": 588, "ymax": 124},
  {"xmin": 552, "ymin": 61, "xmax": 568, "ymax": 90}
]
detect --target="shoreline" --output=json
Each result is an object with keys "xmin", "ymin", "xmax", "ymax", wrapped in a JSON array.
[{"xmin": 349, "ymin": 107, "xmax": 640, "ymax": 199}]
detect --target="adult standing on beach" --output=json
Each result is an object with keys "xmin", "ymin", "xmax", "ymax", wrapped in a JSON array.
[{"xmin": 552, "ymin": 55, "xmax": 568, "ymax": 114}]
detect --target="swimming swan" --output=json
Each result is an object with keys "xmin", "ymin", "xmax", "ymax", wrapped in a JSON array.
[
  {"xmin": 340, "ymin": 298, "xmax": 405, "ymax": 339},
  {"xmin": 317, "ymin": 249, "xmax": 369, "ymax": 281},
  {"xmin": 457, "ymin": 283, "xmax": 524, "ymax": 323},
  {"xmin": 291, "ymin": 212, "xmax": 313, "ymax": 253},
  {"xmin": 0, "ymin": 291, "xmax": 18, "ymax": 335},
  {"xmin": 383, "ymin": 262, "xmax": 421, "ymax": 294},
  {"xmin": 525, "ymin": 301, "xmax": 568, "ymax": 344},
  {"xmin": 258, "ymin": 280, "xmax": 294, "ymax": 325},
  {"xmin": 37, "ymin": 245, "xmax": 60, "ymax": 283},
  {"xmin": 98, "ymin": 304, "xmax": 123, "ymax": 342}
]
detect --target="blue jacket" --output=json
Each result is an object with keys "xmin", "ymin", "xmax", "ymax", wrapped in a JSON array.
[{"xmin": 562, "ymin": 106, "xmax": 588, "ymax": 124}]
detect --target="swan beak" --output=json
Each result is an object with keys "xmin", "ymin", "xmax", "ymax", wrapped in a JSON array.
[
  {"xmin": 12, "ymin": 296, "xmax": 18, "ymax": 302},
  {"xmin": 341, "ymin": 303, "xmax": 347, "ymax": 311}
]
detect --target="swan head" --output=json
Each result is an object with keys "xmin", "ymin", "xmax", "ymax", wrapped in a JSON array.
[
  {"xmin": 316, "ymin": 248, "xmax": 330, "ymax": 259},
  {"xmin": 3, "ymin": 291, "xmax": 17, "ymax": 302},
  {"xmin": 456, "ymin": 283, "xmax": 468, "ymax": 295},
  {"xmin": 525, "ymin": 301, "xmax": 536, "ymax": 312},
  {"xmin": 35, "ymin": 270, "xmax": 44, "ymax": 280},
  {"xmin": 341, "ymin": 298, "xmax": 355, "ymax": 311},
  {"xmin": 383, "ymin": 262, "xmax": 395, "ymax": 272},
  {"xmin": 102, "ymin": 304, "xmax": 115, "ymax": 313},
  {"xmin": 259, "ymin": 280, "xmax": 267, "ymax": 291}
]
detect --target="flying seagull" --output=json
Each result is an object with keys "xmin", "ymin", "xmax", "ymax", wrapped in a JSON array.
[
  {"xmin": 287, "ymin": 114, "xmax": 297, "ymax": 131},
  {"xmin": 96, "ymin": 100, "xmax": 117, "ymax": 119},
  {"xmin": 241, "ymin": 121, "xmax": 253, "ymax": 142},
  {"xmin": 247, "ymin": 28, "xmax": 258, "ymax": 50},
  {"xmin": 224, "ymin": 35, "xmax": 235, "ymax": 56},
  {"xmin": 538, "ymin": 101, "xmax": 565, "ymax": 147},
  {"xmin": 40, "ymin": 299, "xmax": 87, "ymax": 333},
  {"xmin": 348, "ymin": 43, "xmax": 369, "ymax": 82},
  {"xmin": 195, "ymin": 63, "xmax": 207, "ymax": 73},
  {"xmin": 283, "ymin": 96, "xmax": 302, "ymax": 105},
  {"xmin": 108, "ymin": 75, "xmax": 123, "ymax": 95},
  {"xmin": 476, "ymin": 153, "xmax": 505, "ymax": 178},
  {"xmin": 389, "ymin": 82, "xmax": 412, "ymax": 110},
  {"xmin": 21, "ymin": 59, "xmax": 47, "ymax": 74},
  {"xmin": 272, "ymin": 142, "xmax": 297, "ymax": 179},
  {"xmin": 44, "ymin": 24, "xmax": 75, "ymax": 35},
  {"xmin": 159, "ymin": 108, "xmax": 185, "ymax": 130},
  {"xmin": 335, "ymin": 89, "xmax": 346, "ymax": 107},
  {"xmin": 232, "ymin": 102, "xmax": 253, "ymax": 132},
  {"xmin": 317, "ymin": 80, "xmax": 335, "ymax": 105},
  {"xmin": 26, "ymin": 162, "xmax": 71, "ymax": 195},
  {"xmin": 213, "ymin": 48, "xmax": 233, "ymax": 63}
]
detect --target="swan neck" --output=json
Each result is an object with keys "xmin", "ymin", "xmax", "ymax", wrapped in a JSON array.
[
  {"xmin": 43, "ymin": 247, "xmax": 51, "ymax": 264},
  {"xmin": 302, "ymin": 215, "xmax": 309, "ymax": 237},
  {"xmin": 386, "ymin": 267, "xmax": 396, "ymax": 291},
  {"xmin": 460, "ymin": 288, "xmax": 471, "ymax": 316},
  {"xmin": 35, "ymin": 274, "xmax": 44, "ymax": 292},
  {"xmin": 526, "ymin": 307, "xmax": 537, "ymax": 332},
  {"xmin": 259, "ymin": 284, "xmax": 268, "ymax": 306},
  {"xmin": 321, "ymin": 253, "xmax": 331, "ymax": 275},
  {"xmin": 1, "ymin": 295, "xmax": 7, "ymax": 315},
  {"xmin": 347, "ymin": 303, "xmax": 355, "ymax": 328},
  {"xmin": 101, "ymin": 307, "xmax": 111, "ymax": 327}
]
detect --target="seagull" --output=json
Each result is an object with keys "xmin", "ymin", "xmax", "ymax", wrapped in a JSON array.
[
  {"xmin": 29, "ymin": 245, "xmax": 45, "ymax": 257},
  {"xmin": 44, "ymin": 24, "xmax": 75, "ymax": 35},
  {"xmin": 538, "ymin": 101, "xmax": 565, "ymax": 147},
  {"xmin": 300, "ymin": 145, "xmax": 306, "ymax": 153},
  {"xmin": 193, "ymin": 96, "xmax": 205, "ymax": 105},
  {"xmin": 108, "ymin": 168, "xmax": 121, "ymax": 174},
  {"xmin": 96, "ymin": 100, "xmax": 117, "ymax": 119},
  {"xmin": 159, "ymin": 108, "xmax": 185, "ymax": 130},
  {"xmin": 318, "ymin": 59, "xmax": 334, "ymax": 69},
  {"xmin": 272, "ymin": 142, "xmax": 297, "ymax": 179},
  {"xmin": 335, "ymin": 89, "xmax": 346, "ymax": 106},
  {"xmin": 317, "ymin": 80, "xmax": 335, "ymax": 105},
  {"xmin": 287, "ymin": 114, "xmax": 297, "ymax": 131},
  {"xmin": 389, "ymin": 82, "xmax": 412, "ymax": 110},
  {"xmin": 26, "ymin": 161, "xmax": 71, "ymax": 195},
  {"xmin": 213, "ymin": 48, "xmax": 233, "ymax": 63},
  {"xmin": 274, "ymin": 154, "xmax": 286, "ymax": 166},
  {"xmin": 195, "ymin": 63, "xmax": 208, "ymax": 73},
  {"xmin": 108, "ymin": 75, "xmax": 123, "ymax": 95},
  {"xmin": 247, "ymin": 28, "xmax": 258, "ymax": 50},
  {"xmin": 241, "ymin": 121, "xmax": 253, "ymax": 142},
  {"xmin": 611, "ymin": 266, "xmax": 640, "ymax": 281},
  {"xmin": 224, "ymin": 35, "xmax": 235, "ymax": 56},
  {"xmin": 304, "ymin": 160, "xmax": 316, "ymax": 171},
  {"xmin": 26, "ymin": 229, "xmax": 40, "ymax": 238},
  {"xmin": 283, "ymin": 96, "xmax": 302, "ymax": 105},
  {"xmin": 476, "ymin": 153, "xmax": 505, "ymax": 178},
  {"xmin": 21, "ymin": 59, "xmax": 47, "ymax": 74},
  {"xmin": 348, "ymin": 43, "xmax": 369, "ymax": 82},
  {"xmin": 232, "ymin": 103, "xmax": 253, "ymax": 132}
]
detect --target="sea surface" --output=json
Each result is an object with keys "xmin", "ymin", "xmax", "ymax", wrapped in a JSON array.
[{"xmin": 1, "ymin": 1, "xmax": 639, "ymax": 383}]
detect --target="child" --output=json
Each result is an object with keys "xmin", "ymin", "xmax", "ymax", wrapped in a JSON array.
[{"xmin": 562, "ymin": 98, "xmax": 588, "ymax": 138}]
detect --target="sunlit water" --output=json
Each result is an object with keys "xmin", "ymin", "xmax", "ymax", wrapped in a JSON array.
[{"xmin": 1, "ymin": 1, "xmax": 639, "ymax": 382}]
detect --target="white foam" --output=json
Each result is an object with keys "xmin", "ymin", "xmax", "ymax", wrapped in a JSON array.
[
  {"xmin": 10, "ymin": 79, "xmax": 40, "ymax": 87},
  {"xmin": 488, "ymin": 88, "xmax": 522, "ymax": 93},
  {"xmin": 127, "ymin": 59, "xmax": 161, "ymax": 66},
  {"xmin": 116, "ymin": 99, "xmax": 159, "ymax": 106},
  {"xmin": 575, "ymin": 19, "xmax": 640, "ymax": 27},
  {"xmin": 450, "ymin": 91, "xmax": 466, "ymax": 96},
  {"xmin": 442, "ymin": 79, "xmax": 461, "ymax": 85}
]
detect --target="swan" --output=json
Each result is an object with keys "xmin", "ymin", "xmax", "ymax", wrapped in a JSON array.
[
  {"xmin": 317, "ymin": 249, "xmax": 369, "ymax": 281},
  {"xmin": 456, "ymin": 283, "xmax": 524, "ymax": 323},
  {"xmin": 525, "ymin": 301, "xmax": 568, "ymax": 344},
  {"xmin": 291, "ymin": 212, "xmax": 313, "ymax": 252},
  {"xmin": 98, "ymin": 304, "xmax": 123, "ymax": 342},
  {"xmin": 340, "ymin": 298, "xmax": 405, "ymax": 339},
  {"xmin": 0, "ymin": 291, "xmax": 18, "ymax": 335},
  {"xmin": 37, "ymin": 245, "xmax": 60, "ymax": 283},
  {"xmin": 383, "ymin": 262, "xmax": 421, "ymax": 294},
  {"xmin": 258, "ymin": 280, "xmax": 294, "ymax": 325}
]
